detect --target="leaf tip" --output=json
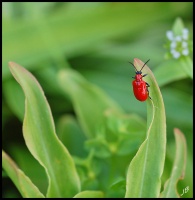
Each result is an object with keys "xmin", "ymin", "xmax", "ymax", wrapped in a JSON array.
[
  {"xmin": 133, "ymin": 58, "xmax": 142, "ymax": 66},
  {"xmin": 8, "ymin": 61, "xmax": 15, "ymax": 68},
  {"xmin": 173, "ymin": 128, "xmax": 179, "ymax": 133},
  {"xmin": 8, "ymin": 61, "xmax": 22, "ymax": 71},
  {"xmin": 173, "ymin": 128, "xmax": 185, "ymax": 139}
]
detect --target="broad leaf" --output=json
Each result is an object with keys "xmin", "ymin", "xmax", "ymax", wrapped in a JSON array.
[{"xmin": 9, "ymin": 62, "xmax": 80, "ymax": 197}]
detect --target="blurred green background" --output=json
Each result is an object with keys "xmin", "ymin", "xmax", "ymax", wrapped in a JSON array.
[{"xmin": 2, "ymin": 2, "xmax": 192, "ymax": 198}]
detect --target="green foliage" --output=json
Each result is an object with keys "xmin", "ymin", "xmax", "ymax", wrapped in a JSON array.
[
  {"xmin": 160, "ymin": 128, "xmax": 187, "ymax": 198},
  {"xmin": 58, "ymin": 68, "xmax": 123, "ymax": 138},
  {"xmin": 73, "ymin": 190, "xmax": 104, "ymax": 198},
  {"xmin": 125, "ymin": 59, "xmax": 166, "ymax": 197},
  {"xmin": 8, "ymin": 62, "xmax": 80, "ymax": 197},
  {"xmin": 2, "ymin": 2, "xmax": 192, "ymax": 198},
  {"xmin": 2, "ymin": 150, "xmax": 45, "ymax": 198},
  {"xmin": 164, "ymin": 18, "xmax": 192, "ymax": 78}
]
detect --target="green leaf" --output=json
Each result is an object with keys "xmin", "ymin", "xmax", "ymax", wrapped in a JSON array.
[
  {"xmin": 56, "ymin": 115, "xmax": 86, "ymax": 157},
  {"xmin": 172, "ymin": 17, "xmax": 184, "ymax": 35},
  {"xmin": 8, "ymin": 62, "xmax": 80, "ymax": 197},
  {"xmin": 180, "ymin": 57, "xmax": 193, "ymax": 79},
  {"xmin": 110, "ymin": 179, "xmax": 126, "ymax": 191},
  {"xmin": 85, "ymin": 111, "xmax": 146, "ymax": 158},
  {"xmin": 160, "ymin": 128, "xmax": 187, "ymax": 198},
  {"xmin": 3, "ymin": 79, "xmax": 25, "ymax": 121},
  {"xmin": 8, "ymin": 144, "xmax": 48, "ymax": 194},
  {"xmin": 108, "ymin": 179, "xmax": 126, "ymax": 198},
  {"xmin": 2, "ymin": 150, "xmax": 45, "ymax": 198},
  {"xmin": 125, "ymin": 58, "xmax": 166, "ymax": 197},
  {"xmin": 85, "ymin": 136, "xmax": 111, "ymax": 159},
  {"xmin": 58, "ymin": 68, "xmax": 123, "ymax": 138},
  {"xmin": 116, "ymin": 114, "xmax": 146, "ymax": 156},
  {"xmin": 153, "ymin": 59, "xmax": 189, "ymax": 87},
  {"xmin": 73, "ymin": 190, "xmax": 104, "ymax": 198}
]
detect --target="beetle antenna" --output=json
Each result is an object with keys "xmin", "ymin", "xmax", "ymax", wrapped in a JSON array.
[
  {"xmin": 129, "ymin": 61, "xmax": 138, "ymax": 72},
  {"xmin": 140, "ymin": 59, "xmax": 150, "ymax": 72}
]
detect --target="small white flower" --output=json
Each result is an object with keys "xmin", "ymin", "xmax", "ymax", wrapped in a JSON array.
[
  {"xmin": 165, "ymin": 27, "xmax": 190, "ymax": 59},
  {"xmin": 182, "ymin": 49, "xmax": 189, "ymax": 56},
  {"xmin": 170, "ymin": 41, "xmax": 177, "ymax": 48},
  {"xmin": 172, "ymin": 51, "xmax": 180, "ymax": 59},
  {"xmin": 182, "ymin": 28, "xmax": 189, "ymax": 40},
  {"xmin": 171, "ymin": 49, "xmax": 177, "ymax": 54},
  {"xmin": 166, "ymin": 30, "xmax": 174, "ymax": 40},
  {"xmin": 182, "ymin": 41, "xmax": 188, "ymax": 48},
  {"xmin": 182, "ymin": 28, "xmax": 189, "ymax": 35},
  {"xmin": 182, "ymin": 34, "xmax": 188, "ymax": 40},
  {"xmin": 175, "ymin": 36, "xmax": 182, "ymax": 41}
]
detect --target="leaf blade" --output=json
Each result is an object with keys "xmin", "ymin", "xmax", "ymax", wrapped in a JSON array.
[
  {"xmin": 58, "ymin": 68, "xmax": 123, "ymax": 138},
  {"xmin": 73, "ymin": 190, "xmax": 104, "ymax": 198},
  {"xmin": 160, "ymin": 128, "xmax": 187, "ymax": 198},
  {"xmin": 8, "ymin": 62, "xmax": 80, "ymax": 197},
  {"xmin": 125, "ymin": 58, "xmax": 166, "ymax": 197},
  {"xmin": 2, "ymin": 150, "xmax": 45, "ymax": 198}
]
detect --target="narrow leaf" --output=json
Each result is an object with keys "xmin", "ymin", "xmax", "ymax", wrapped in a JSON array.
[
  {"xmin": 8, "ymin": 62, "xmax": 80, "ymax": 197},
  {"xmin": 160, "ymin": 128, "xmax": 187, "ymax": 198},
  {"xmin": 73, "ymin": 191, "xmax": 104, "ymax": 198},
  {"xmin": 2, "ymin": 150, "xmax": 45, "ymax": 198},
  {"xmin": 58, "ymin": 68, "xmax": 123, "ymax": 138},
  {"xmin": 125, "ymin": 58, "xmax": 166, "ymax": 197}
]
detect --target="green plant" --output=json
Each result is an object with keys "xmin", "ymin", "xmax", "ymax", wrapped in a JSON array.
[
  {"xmin": 2, "ymin": 59, "xmax": 187, "ymax": 198},
  {"xmin": 2, "ymin": 3, "xmax": 192, "ymax": 198}
]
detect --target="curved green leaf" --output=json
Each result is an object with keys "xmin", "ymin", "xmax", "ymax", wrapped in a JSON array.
[
  {"xmin": 73, "ymin": 191, "xmax": 104, "ymax": 198},
  {"xmin": 180, "ymin": 57, "xmax": 193, "ymax": 79},
  {"xmin": 58, "ymin": 68, "xmax": 123, "ymax": 138},
  {"xmin": 2, "ymin": 150, "xmax": 45, "ymax": 198},
  {"xmin": 160, "ymin": 128, "xmax": 187, "ymax": 198},
  {"xmin": 153, "ymin": 60, "xmax": 189, "ymax": 87},
  {"xmin": 125, "ymin": 58, "xmax": 166, "ymax": 197},
  {"xmin": 8, "ymin": 62, "xmax": 80, "ymax": 197},
  {"xmin": 56, "ymin": 115, "xmax": 86, "ymax": 157}
]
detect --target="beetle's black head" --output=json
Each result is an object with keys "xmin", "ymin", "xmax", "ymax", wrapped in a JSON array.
[
  {"xmin": 136, "ymin": 71, "xmax": 142, "ymax": 74},
  {"xmin": 129, "ymin": 59, "xmax": 150, "ymax": 73}
]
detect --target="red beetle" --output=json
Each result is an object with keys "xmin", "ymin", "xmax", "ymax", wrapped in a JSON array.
[{"xmin": 129, "ymin": 59, "xmax": 151, "ymax": 102}]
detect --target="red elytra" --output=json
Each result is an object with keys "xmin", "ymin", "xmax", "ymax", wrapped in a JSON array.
[{"xmin": 129, "ymin": 59, "xmax": 151, "ymax": 102}]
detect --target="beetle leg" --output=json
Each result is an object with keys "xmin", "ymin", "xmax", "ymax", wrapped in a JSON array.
[
  {"xmin": 148, "ymin": 91, "xmax": 152, "ymax": 100},
  {"xmin": 146, "ymin": 82, "xmax": 150, "ymax": 87},
  {"xmin": 132, "ymin": 76, "xmax": 135, "ymax": 79},
  {"xmin": 147, "ymin": 88, "xmax": 152, "ymax": 100},
  {"xmin": 146, "ymin": 83, "xmax": 152, "ymax": 100},
  {"xmin": 142, "ymin": 74, "xmax": 147, "ymax": 77}
]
